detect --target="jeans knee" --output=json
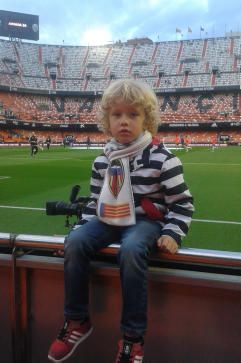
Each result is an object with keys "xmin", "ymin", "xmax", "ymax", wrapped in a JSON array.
[
  {"xmin": 65, "ymin": 232, "xmax": 86, "ymax": 258},
  {"xmin": 119, "ymin": 243, "xmax": 146, "ymax": 268}
]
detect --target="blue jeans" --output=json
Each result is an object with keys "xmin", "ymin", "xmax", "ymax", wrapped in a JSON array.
[{"xmin": 64, "ymin": 216, "xmax": 162, "ymax": 336}]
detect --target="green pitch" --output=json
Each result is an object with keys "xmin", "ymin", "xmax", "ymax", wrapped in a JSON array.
[{"xmin": 0, "ymin": 145, "xmax": 240, "ymax": 252}]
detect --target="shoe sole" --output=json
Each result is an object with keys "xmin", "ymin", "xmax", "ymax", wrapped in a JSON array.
[{"xmin": 48, "ymin": 326, "xmax": 93, "ymax": 362}]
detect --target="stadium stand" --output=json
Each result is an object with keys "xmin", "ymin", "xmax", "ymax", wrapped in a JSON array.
[
  {"xmin": 0, "ymin": 36, "xmax": 241, "ymax": 144},
  {"xmin": 1, "ymin": 36, "xmax": 241, "ymax": 91},
  {"xmin": 0, "ymin": 91, "xmax": 240, "ymax": 124}
]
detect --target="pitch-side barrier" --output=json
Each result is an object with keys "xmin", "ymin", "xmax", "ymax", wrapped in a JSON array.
[{"xmin": 0, "ymin": 232, "xmax": 240, "ymax": 363}]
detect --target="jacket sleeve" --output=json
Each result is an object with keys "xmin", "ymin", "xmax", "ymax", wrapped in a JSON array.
[
  {"xmin": 160, "ymin": 154, "xmax": 194, "ymax": 245},
  {"xmin": 81, "ymin": 155, "xmax": 107, "ymax": 222}
]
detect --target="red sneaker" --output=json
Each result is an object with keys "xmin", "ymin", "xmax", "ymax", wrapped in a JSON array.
[
  {"xmin": 115, "ymin": 338, "xmax": 144, "ymax": 363},
  {"xmin": 48, "ymin": 319, "xmax": 93, "ymax": 362}
]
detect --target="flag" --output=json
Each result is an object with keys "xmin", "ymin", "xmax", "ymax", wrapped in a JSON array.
[
  {"xmin": 99, "ymin": 203, "xmax": 131, "ymax": 218},
  {"xmin": 188, "ymin": 27, "xmax": 192, "ymax": 33},
  {"xmin": 176, "ymin": 27, "xmax": 182, "ymax": 33},
  {"xmin": 200, "ymin": 26, "xmax": 204, "ymax": 31}
]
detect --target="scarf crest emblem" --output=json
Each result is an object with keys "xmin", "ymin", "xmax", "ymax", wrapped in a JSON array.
[{"xmin": 108, "ymin": 159, "xmax": 125, "ymax": 198}]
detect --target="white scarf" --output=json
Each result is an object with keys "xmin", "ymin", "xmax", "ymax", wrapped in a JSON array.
[{"xmin": 97, "ymin": 131, "xmax": 152, "ymax": 226}]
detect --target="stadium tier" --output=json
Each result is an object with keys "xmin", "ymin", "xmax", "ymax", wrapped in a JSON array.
[
  {"xmin": 0, "ymin": 36, "xmax": 241, "ymax": 144},
  {"xmin": 1, "ymin": 36, "xmax": 241, "ymax": 91}
]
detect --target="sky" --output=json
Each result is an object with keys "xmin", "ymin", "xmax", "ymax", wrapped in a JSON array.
[{"xmin": 1, "ymin": 0, "xmax": 241, "ymax": 46}]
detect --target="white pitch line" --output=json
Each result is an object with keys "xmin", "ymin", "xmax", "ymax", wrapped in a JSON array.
[
  {"xmin": 2, "ymin": 157, "xmax": 73, "ymax": 161},
  {"xmin": 0, "ymin": 205, "xmax": 45, "ymax": 211},
  {"xmin": 0, "ymin": 205, "xmax": 240, "ymax": 225},
  {"xmin": 192, "ymin": 218, "xmax": 241, "ymax": 225}
]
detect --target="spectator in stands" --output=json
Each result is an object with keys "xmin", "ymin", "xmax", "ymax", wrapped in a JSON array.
[
  {"xmin": 46, "ymin": 136, "xmax": 51, "ymax": 150},
  {"xmin": 48, "ymin": 79, "xmax": 194, "ymax": 363},
  {"xmin": 29, "ymin": 132, "xmax": 38, "ymax": 156}
]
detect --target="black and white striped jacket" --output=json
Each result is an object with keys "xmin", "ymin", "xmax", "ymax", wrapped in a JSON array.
[{"xmin": 82, "ymin": 143, "xmax": 194, "ymax": 245}]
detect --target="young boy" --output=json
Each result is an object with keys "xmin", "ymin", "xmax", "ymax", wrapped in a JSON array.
[{"xmin": 48, "ymin": 79, "xmax": 194, "ymax": 363}]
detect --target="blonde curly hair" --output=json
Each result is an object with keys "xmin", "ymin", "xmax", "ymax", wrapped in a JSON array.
[{"xmin": 98, "ymin": 79, "xmax": 160, "ymax": 136}]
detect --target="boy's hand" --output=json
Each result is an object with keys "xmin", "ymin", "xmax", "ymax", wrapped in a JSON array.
[{"xmin": 157, "ymin": 235, "xmax": 178, "ymax": 254}]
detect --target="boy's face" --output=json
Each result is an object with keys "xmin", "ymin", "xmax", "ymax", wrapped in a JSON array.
[{"xmin": 108, "ymin": 99, "xmax": 145, "ymax": 144}]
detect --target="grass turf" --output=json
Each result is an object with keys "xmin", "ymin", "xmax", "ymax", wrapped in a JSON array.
[{"xmin": 0, "ymin": 145, "xmax": 240, "ymax": 252}]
